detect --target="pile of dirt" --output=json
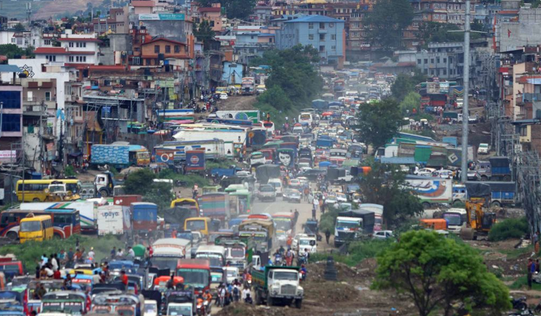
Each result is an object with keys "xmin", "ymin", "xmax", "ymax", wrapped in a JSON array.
[
  {"xmin": 306, "ymin": 261, "xmax": 362, "ymax": 283},
  {"xmin": 304, "ymin": 281, "xmax": 359, "ymax": 304},
  {"xmin": 218, "ymin": 95, "xmax": 258, "ymax": 111},
  {"xmin": 356, "ymin": 258, "xmax": 378, "ymax": 278},
  {"xmin": 215, "ymin": 304, "xmax": 289, "ymax": 316}
]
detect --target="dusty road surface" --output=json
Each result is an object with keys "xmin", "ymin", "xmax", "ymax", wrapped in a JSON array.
[{"xmin": 218, "ymin": 95, "xmax": 258, "ymax": 111}]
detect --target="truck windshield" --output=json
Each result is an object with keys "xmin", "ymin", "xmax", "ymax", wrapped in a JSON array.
[
  {"xmin": 20, "ymin": 221, "xmax": 41, "ymax": 232},
  {"xmin": 168, "ymin": 305, "xmax": 192, "ymax": 316},
  {"xmin": 196, "ymin": 254, "xmax": 224, "ymax": 267},
  {"xmin": 336, "ymin": 220, "xmax": 360, "ymax": 229},
  {"xmin": 299, "ymin": 239, "xmax": 314, "ymax": 246},
  {"xmin": 443, "ymin": 213, "xmax": 462, "ymax": 226},
  {"xmin": 176, "ymin": 269, "xmax": 209, "ymax": 288},
  {"xmin": 230, "ymin": 247, "xmax": 244, "ymax": 258},
  {"xmin": 274, "ymin": 219, "xmax": 291, "ymax": 231},
  {"xmin": 186, "ymin": 220, "xmax": 206, "ymax": 231},
  {"xmin": 274, "ymin": 271, "xmax": 298, "ymax": 281},
  {"xmin": 151, "ymin": 257, "xmax": 180, "ymax": 270}
]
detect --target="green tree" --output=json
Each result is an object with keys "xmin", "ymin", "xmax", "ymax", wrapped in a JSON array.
[
  {"xmin": 257, "ymin": 86, "xmax": 293, "ymax": 112},
  {"xmin": 13, "ymin": 23, "xmax": 26, "ymax": 32},
  {"xmin": 124, "ymin": 169, "xmax": 173, "ymax": 211},
  {"xmin": 0, "ymin": 44, "xmax": 31, "ymax": 59},
  {"xmin": 196, "ymin": 0, "xmax": 256, "ymax": 19},
  {"xmin": 417, "ymin": 22, "xmax": 481, "ymax": 47},
  {"xmin": 193, "ymin": 20, "xmax": 216, "ymax": 49},
  {"xmin": 373, "ymin": 230, "xmax": 511, "ymax": 316},
  {"xmin": 400, "ymin": 91, "xmax": 421, "ymax": 114},
  {"xmin": 391, "ymin": 73, "xmax": 415, "ymax": 101},
  {"xmin": 358, "ymin": 161, "xmax": 423, "ymax": 227},
  {"xmin": 356, "ymin": 98, "xmax": 403, "ymax": 152},
  {"xmin": 364, "ymin": 0, "xmax": 414, "ymax": 52}
]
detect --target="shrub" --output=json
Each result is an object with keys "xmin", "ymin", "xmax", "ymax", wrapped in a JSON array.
[{"xmin": 488, "ymin": 217, "xmax": 529, "ymax": 242}]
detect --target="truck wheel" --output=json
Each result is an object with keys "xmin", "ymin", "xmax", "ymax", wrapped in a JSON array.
[
  {"xmin": 33, "ymin": 198, "xmax": 41, "ymax": 202},
  {"xmin": 481, "ymin": 175, "xmax": 488, "ymax": 181},
  {"xmin": 266, "ymin": 296, "xmax": 273, "ymax": 306},
  {"xmin": 295, "ymin": 299, "xmax": 302, "ymax": 309},
  {"xmin": 422, "ymin": 202, "xmax": 431, "ymax": 209},
  {"xmin": 6, "ymin": 232, "xmax": 17, "ymax": 240},
  {"xmin": 99, "ymin": 189, "xmax": 109, "ymax": 197},
  {"xmin": 490, "ymin": 201, "xmax": 501, "ymax": 208}
]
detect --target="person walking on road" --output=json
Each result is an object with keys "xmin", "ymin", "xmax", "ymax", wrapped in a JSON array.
[
  {"xmin": 528, "ymin": 258, "xmax": 535, "ymax": 289},
  {"xmin": 325, "ymin": 229, "xmax": 331, "ymax": 244}
]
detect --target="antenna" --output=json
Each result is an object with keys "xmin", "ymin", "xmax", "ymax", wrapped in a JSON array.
[{"xmin": 26, "ymin": 2, "xmax": 32, "ymax": 23}]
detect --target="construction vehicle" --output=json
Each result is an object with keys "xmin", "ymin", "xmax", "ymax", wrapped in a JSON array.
[{"xmin": 460, "ymin": 183, "xmax": 496, "ymax": 240}]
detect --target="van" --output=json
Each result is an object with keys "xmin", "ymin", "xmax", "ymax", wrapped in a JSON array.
[
  {"xmin": 267, "ymin": 178, "xmax": 283, "ymax": 196},
  {"xmin": 18, "ymin": 215, "xmax": 54, "ymax": 243}
]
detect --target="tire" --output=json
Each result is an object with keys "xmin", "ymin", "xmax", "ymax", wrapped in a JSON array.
[
  {"xmin": 422, "ymin": 202, "xmax": 431, "ymax": 209},
  {"xmin": 295, "ymin": 299, "xmax": 302, "ymax": 309},
  {"xmin": 33, "ymin": 198, "xmax": 41, "ymax": 202},
  {"xmin": 490, "ymin": 201, "xmax": 501, "ymax": 208},
  {"xmin": 6, "ymin": 231, "xmax": 17, "ymax": 240},
  {"xmin": 481, "ymin": 175, "xmax": 488, "ymax": 181},
  {"xmin": 99, "ymin": 189, "xmax": 109, "ymax": 197},
  {"xmin": 266, "ymin": 296, "xmax": 273, "ymax": 307}
]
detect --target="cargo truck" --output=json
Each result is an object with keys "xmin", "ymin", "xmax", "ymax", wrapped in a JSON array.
[
  {"xmin": 97, "ymin": 205, "xmax": 132, "ymax": 236},
  {"xmin": 466, "ymin": 181, "xmax": 516, "ymax": 207},
  {"xmin": 198, "ymin": 193, "xmax": 230, "ymax": 222},
  {"xmin": 90, "ymin": 142, "xmax": 150, "ymax": 169},
  {"xmin": 488, "ymin": 156, "xmax": 512, "ymax": 181},
  {"xmin": 334, "ymin": 209, "xmax": 375, "ymax": 247},
  {"xmin": 405, "ymin": 176, "xmax": 453, "ymax": 208},
  {"xmin": 251, "ymin": 266, "xmax": 303, "ymax": 308},
  {"xmin": 131, "ymin": 202, "xmax": 158, "ymax": 234}
]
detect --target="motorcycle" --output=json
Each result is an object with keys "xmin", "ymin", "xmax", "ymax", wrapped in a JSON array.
[
  {"xmin": 299, "ymin": 270, "xmax": 306, "ymax": 281},
  {"xmin": 511, "ymin": 296, "xmax": 528, "ymax": 311},
  {"xmin": 197, "ymin": 300, "xmax": 210, "ymax": 316},
  {"xmin": 274, "ymin": 254, "xmax": 283, "ymax": 266}
]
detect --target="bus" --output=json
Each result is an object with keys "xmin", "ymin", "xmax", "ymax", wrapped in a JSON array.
[
  {"xmin": 18, "ymin": 215, "xmax": 54, "ymax": 243},
  {"xmin": 16, "ymin": 179, "xmax": 82, "ymax": 202},
  {"xmin": 0, "ymin": 209, "xmax": 81, "ymax": 240},
  {"xmin": 170, "ymin": 198, "xmax": 199, "ymax": 212}
]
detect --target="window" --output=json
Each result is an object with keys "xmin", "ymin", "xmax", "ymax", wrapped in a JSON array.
[
  {"xmin": 331, "ymin": 45, "xmax": 336, "ymax": 50},
  {"xmin": 46, "ymin": 55, "xmax": 56, "ymax": 62},
  {"xmin": 210, "ymin": 21, "xmax": 215, "ymax": 27},
  {"xmin": 69, "ymin": 42, "xmax": 74, "ymax": 47},
  {"xmin": 44, "ymin": 39, "xmax": 51, "ymax": 45},
  {"xmin": 331, "ymin": 34, "xmax": 336, "ymax": 40},
  {"xmin": 69, "ymin": 56, "xmax": 74, "ymax": 62},
  {"xmin": 308, "ymin": 23, "xmax": 314, "ymax": 29},
  {"xmin": 424, "ymin": 59, "xmax": 428, "ymax": 63},
  {"xmin": 329, "ymin": 23, "xmax": 334, "ymax": 27},
  {"xmin": 319, "ymin": 45, "xmax": 325, "ymax": 52},
  {"xmin": 319, "ymin": 34, "xmax": 325, "ymax": 40},
  {"xmin": 1, "ymin": 114, "xmax": 21, "ymax": 132},
  {"xmin": 0, "ymin": 91, "xmax": 21, "ymax": 109},
  {"xmin": 308, "ymin": 34, "xmax": 314, "ymax": 40},
  {"xmin": 430, "ymin": 58, "xmax": 434, "ymax": 64},
  {"xmin": 436, "ymin": 57, "xmax": 440, "ymax": 63},
  {"xmin": 417, "ymin": 59, "xmax": 422, "ymax": 64},
  {"xmin": 319, "ymin": 23, "xmax": 325, "ymax": 29},
  {"xmin": 443, "ymin": 58, "xmax": 447, "ymax": 63},
  {"xmin": 154, "ymin": 45, "xmax": 160, "ymax": 53},
  {"xmin": 165, "ymin": 45, "xmax": 171, "ymax": 53},
  {"xmin": 443, "ymin": 69, "xmax": 447, "ymax": 75},
  {"xmin": 45, "ymin": 92, "xmax": 51, "ymax": 101}
]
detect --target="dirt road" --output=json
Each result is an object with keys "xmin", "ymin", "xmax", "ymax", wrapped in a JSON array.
[{"xmin": 217, "ymin": 96, "xmax": 258, "ymax": 111}]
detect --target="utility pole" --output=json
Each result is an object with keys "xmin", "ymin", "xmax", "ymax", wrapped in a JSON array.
[{"xmin": 460, "ymin": 0, "xmax": 471, "ymax": 183}]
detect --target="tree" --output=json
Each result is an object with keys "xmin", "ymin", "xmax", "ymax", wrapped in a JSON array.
[
  {"xmin": 373, "ymin": 230, "xmax": 511, "ymax": 316},
  {"xmin": 0, "ymin": 44, "xmax": 29, "ymax": 58},
  {"xmin": 13, "ymin": 23, "xmax": 26, "ymax": 32},
  {"xmin": 196, "ymin": 0, "xmax": 256, "ymax": 19},
  {"xmin": 417, "ymin": 22, "xmax": 481, "ymax": 47},
  {"xmin": 400, "ymin": 91, "xmax": 421, "ymax": 114},
  {"xmin": 193, "ymin": 20, "xmax": 215, "ymax": 49},
  {"xmin": 358, "ymin": 161, "xmax": 423, "ymax": 227},
  {"xmin": 364, "ymin": 0, "xmax": 414, "ymax": 52},
  {"xmin": 391, "ymin": 73, "xmax": 415, "ymax": 101},
  {"xmin": 356, "ymin": 98, "xmax": 403, "ymax": 152},
  {"xmin": 124, "ymin": 169, "xmax": 173, "ymax": 211},
  {"xmin": 257, "ymin": 86, "xmax": 293, "ymax": 112}
]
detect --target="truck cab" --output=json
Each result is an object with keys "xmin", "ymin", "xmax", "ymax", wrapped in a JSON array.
[
  {"xmin": 94, "ymin": 171, "xmax": 122, "ymax": 197},
  {"xmin": 252, "ymin": 266, "xmax": 303, "ymax": 308},
  {"xmin": 334, "ymin": 216, "xmax": 362, "ymax": 247}
]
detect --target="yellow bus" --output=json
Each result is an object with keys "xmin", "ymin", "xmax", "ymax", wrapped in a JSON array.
[
  {"xmin": 19, "ymin": 215, "xmax": 54, "ymax": 243},
  {"xmin": 16, "ymin": 179, "xmax": 81, "ymax": 202},
  {"xmin": 184, "ymin": 217, "xmax": 211, "ymax": 237}
]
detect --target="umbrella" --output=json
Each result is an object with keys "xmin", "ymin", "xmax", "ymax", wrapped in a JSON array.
[{"xmin": 322, "ymin": 112, "xmax": 333, "ymax": 116}]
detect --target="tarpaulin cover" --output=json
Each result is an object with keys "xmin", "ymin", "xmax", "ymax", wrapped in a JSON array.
[{"xmin": 465, "ymin": 183, "xmax": 491, "ymax": 197}]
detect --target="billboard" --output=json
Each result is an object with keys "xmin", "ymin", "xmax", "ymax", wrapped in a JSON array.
[
  {"xmin": 186, "ymin": 150, "xmax": 205, "ymax": 171},
  {"xmin": 215, "ymin": 110, "xmax": 261, "ymax": 123},
  {"xmin": 0, "ymin": 150, "xmax": 16, "ymax": 163},
  {"xmin": 139, "ymin": 13, "xmax": 186, "ymax": 21}
]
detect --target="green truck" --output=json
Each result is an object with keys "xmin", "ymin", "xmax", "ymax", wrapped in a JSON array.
[{"xmin": 251, "ymin": 266, "xmax": 304, "ymax": 308}]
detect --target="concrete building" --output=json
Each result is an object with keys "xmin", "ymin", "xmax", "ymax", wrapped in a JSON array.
[
  {"xmin": 0, "ymin": 71, "xmax": 23, "ymax": 150},
  {"xmin": 414, "ymin": 42, "xmax": 464, "ymax": 80},
  {"xmin": 496, "ymin": 6, "xmax": 541, "ymax": 53},
  {"xmin": 135, "ymin": 13, "xmax": 193, "ymax": 43},
  {"xmin": 275, "ymin": 15, "xmax": 345, "ymax": 66},
  {"xmin": 198, "ymin": 4, "xmax": 223, "ymax": 32},
  {"xmin": 141, "ymin": 37, "xmax": 193, "ymax": 68}
]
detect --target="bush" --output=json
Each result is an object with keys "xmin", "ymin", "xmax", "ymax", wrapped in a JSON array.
[
  {"xmin": 488, "ymin": 217, "xmax": 529, "ymax": 242},
  {"xmin": 309, "ymin": 239, "xmax": 393, "ymax": 267},
  {"xmin": 64, "ymin": 165, "xmax": 76, "ymax": 177},
  {"xmin": 157, "ymin": 169, "xmax": 210, "ymax": 188}
]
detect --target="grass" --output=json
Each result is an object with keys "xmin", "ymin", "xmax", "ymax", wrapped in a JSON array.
[
  {"xmin": 310, "ymin": 239, "xmax": 393, "ymax": 267},
  {"xmin": 498, "ymin": 247, "xmax": 533, "ymax": 260},
  {"xmin": 509, "ymin": 275, "xmax": 542, "ymax": 291}
]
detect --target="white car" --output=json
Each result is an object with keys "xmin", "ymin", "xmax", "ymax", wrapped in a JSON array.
[
  {"xmin": 373, "ymin": 230, "xmax": 394, "ymax": 239},
  {"xmin": 414, "ymin": 167, "xmax": 436, "ymax": 177},
  {"xmin": 219, "ymin": 92, "xmax": 228, "ymax": 100},
  {"xmin": 477, "ymin": 143, "xmax": 489, "ymax": 155},
  {"xmin": 432, "ymin": 169, "xmax": 454, "ymax": 179}
]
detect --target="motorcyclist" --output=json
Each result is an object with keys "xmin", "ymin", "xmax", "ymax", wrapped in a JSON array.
[
  {"xmin": 278, "ymin": 245, "xmax": 285, "ymax": 256},
  {"xmin": 274, "ymin": 250, "xmax": 282, "ymax": 265},
  {"xmin": 204, "ymin": 290, "xmax": 213, "ymax": 304},
  {"xmin": 300, "ymin": 264, "xmax": 307, "ymax": 278}
]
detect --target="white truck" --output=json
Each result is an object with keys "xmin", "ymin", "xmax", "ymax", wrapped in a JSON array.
[
  {"xmin": 404, "ymin": 176, "xmax": 453, "ymax": 208},
  {"xmin": 359, "ymin": 203, "xmax": 384, "ymax": 231},
  {"xmin": 251, "ymin": 266, "xmax": 303, "ymax": 308},
  {"xmin": 334, "ymin": 216, "xmax": 363, "ymax": 247},
  {"xmin": 96, "ymin": 205, "xmax": 131, "ymax": 236}
]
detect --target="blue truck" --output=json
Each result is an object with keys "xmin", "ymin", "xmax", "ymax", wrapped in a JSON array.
[
  {"xmin": 210, "ymin": 167, "xmax": 242, "ymax": 178},
  {"xmin": 316, "ymin": 136, "xmax": 335, "ymax": 148},
  {"xmin": 91, "ymin": 143, "xmax": 150, "ymax": 169},
  {"xmin": 488, "ymin": 156, "xmax": 512, "ymax": 181},
  {"xmin": 466, "ymin": 181, "xmax": 516, "ymax": 207},
  {"xmin": 131, "ymin": 202, "xmax": 158, "ymax": 234}
]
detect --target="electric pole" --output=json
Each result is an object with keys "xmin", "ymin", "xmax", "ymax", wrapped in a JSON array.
[{"xmin": 460, "ymin": 0, "xmax": 471, "ymax": 183}]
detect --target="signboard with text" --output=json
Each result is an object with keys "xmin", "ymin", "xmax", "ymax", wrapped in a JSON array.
[{"xmin": 185, "ymin": 150, "xmax": 205, "ymax": 171}]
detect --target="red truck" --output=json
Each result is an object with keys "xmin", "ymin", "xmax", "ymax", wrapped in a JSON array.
[
  {"xmin": 113, "ymin": 195, "xmax": 142, "ymax": 207},
  {"xmin": 176, "ymin": 259, "xmax": 211, "ymax": 294}
]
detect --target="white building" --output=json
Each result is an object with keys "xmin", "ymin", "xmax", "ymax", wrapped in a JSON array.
[{"xmin": 34, "ymin": 30, "xmax": 100, "ymax": 65}]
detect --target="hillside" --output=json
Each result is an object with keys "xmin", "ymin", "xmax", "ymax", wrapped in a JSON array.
[{"xmin": 33, "ymin": 0, "xmax": 105, "ymax": 20}]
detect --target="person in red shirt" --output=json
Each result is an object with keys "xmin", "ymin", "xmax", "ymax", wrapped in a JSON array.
[
  {"xmin": 53, "ymin": 270, "xmax": 61, "ymax": 280},
  {"xmin": 121, "ymin": 270, "xmax": 128, "ymax": 286}
]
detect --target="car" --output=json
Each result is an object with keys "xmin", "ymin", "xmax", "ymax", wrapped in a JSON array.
[
  {"xmin": 219, "ymin": 92, "xmax": 228, "ymax": 100},
  {"xmin": 257, "ymin": 184, "xmax": 276, "ymax": 202},
  {"xmin": 373, "ymin": 230, "xmax": 394, "ymax": 239},
  {"xmin": 288, "ymin": 179, "xmax": 302, "ymax": 189},
  {"xmin": 414, "ymin": 167, "xmax": 436, "ymax": 177},
  {"xmin": 432, "ymin": 169, "xmax": 454, "ymax": 179},
  {"xmin": 268, "ymin": 178, "xmax": 283, "ymax": 196},
  {"xmin": 325, "ymin": 194, "xmax": 338, "ymax": 205},
  {"xmin": 283, "ymin": 189, "xmax": 302, "ymax": 203},
  {"xmin": 336, "ymin": 193, "xmax": 348, "ymax": 203},
  {"xmin": 477, "ymin": 143, "xmax": 489, "ymax": 155}
]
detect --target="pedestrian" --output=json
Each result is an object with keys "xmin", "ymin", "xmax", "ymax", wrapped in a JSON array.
[
  {"xmin": 533, "ymin": 231, "xmax": 539, "ymax": 253},
  {"xmin": 67, "ymin": 248, "xmax": 74, "ymax": 268},
  {"xmin": 312, "ymin": 205, "xmax": 316, "ymax": 219},
  {"xmin": 121, "ymin": 270, "xmax": 128, "ymax": 286},
  {"xmin": 111, "ymin": 247, "xmax": 116, "ymax": 259},
  {"xmin": 242, "ymin": 286, "xmax": 251, "ymax": 301},
  {"xmin": 325, "ymin": 229, "xmax": 331, "ymax": 244},
  {"xmin": 87, "ymin": 247, "xmax": 95, "ymax": 262},
  {"xmin": 527, "ymin": 258, "xmax": 534, "ymax": 289}
]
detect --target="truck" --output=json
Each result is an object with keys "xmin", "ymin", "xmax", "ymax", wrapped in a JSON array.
[
  {"xmin": 155, "ymin": 139, "xmax": 226, "ymax": 163},
  {"xmin": 488, "ymin": 156, "xmax": 512, "ymax": 181},
  {"xmin": 442, "ymin": 208, "xmax": 468, "ymax": 234},
  {"xmin": 316, "ymin": 136, "xmax": 334, "ymax": 148},
  {"xmin": 164, "ymin": 290, "xmax": 198, "ymax": 316},
  {"xmin": 238, "ymin": 219, "xmax": 274, "ymax": 252},
  {"xmin": 210, "ymin": 167, "xmax": 242, "ymax": 178},
  {"xmin": 255, "ymin": 164, "xmax": 281, "ymax": 184},
  {"xmin": 20, "ymin": 201, "xmax": 97, "ymax": 232},
  {"xmin": 90, "ymin": 142, "xmax": 150, "ymax": 169},
  {"xmin": 405, "ymin": 175, "xmax": 453, "ymax": 208},
  {"xmin": 113, "ymin": 195, "xmax": 143, "ymax": 207},
  {"xmin": 94, "ymin": 171, "xmax": 124, "ymax": 198},
  {"xmin": 466, "ymin": 181, "xmax": 516, "ymax": 207},
  {"xmin": 251, "ymin": 266, "xmax": 303, "ymax": 308},
  {"xmin": 97, "ymin": 205, "xmax": 132, "ymax": 236},
  {"xmin": 198, "ymin": 193, "xmax": 230, "ymax": 221},
  {"xmin": 131, "ymin": 202, "xmax": 158, "ymax": 234},
  {"xmin": 359, "ymin": 204, "xmax": 384, "ymax": 231},
  {"xmin": 241, "ymin": 77, "xmax": 255, "ymax": 95},
  {"xmin": 334, "ymin": 209, "xmax": 375, "ymax": 247}
]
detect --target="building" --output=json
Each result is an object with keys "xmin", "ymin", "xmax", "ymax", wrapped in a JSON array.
[
  {"xmin": 275, "ymin": 15, "xmax": 345, "ymax": 66},
  {"xmin": 198, "ymin": 4, "xmax": 223, "ymax": 32},
  {"xmin": 0, "ymin": 66, "xmax": 23, "ymax": 150},
  {"xmin": 495, "ymin": 6, "xmax": 541, "ymax": 53},
  {"xmin": 414, "ymin": 42, "xmax": 464, "ymax": 80},
  {"xmin": 34, "ymin": 31, "xmax": 101, "ymax": 66},
  {"xmin": 140, "ymin": 37, "xmax": 193, "ymax": 67}
]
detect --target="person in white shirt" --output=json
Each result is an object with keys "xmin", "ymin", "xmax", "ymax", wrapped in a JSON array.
[
  {"xmin": 128, "ymin": 248, "xmax": 135, "ymax": 258},
  {"xmin": 87, "ymin": 247, "xmax": 96, "ymax": 261},
  {"xmin": 242, "ymin": 287, "xmax": 251, "ymax": 300},
  {"xmin": 117, "ymin": 249, "xmax": 124, "ymax": 257}
]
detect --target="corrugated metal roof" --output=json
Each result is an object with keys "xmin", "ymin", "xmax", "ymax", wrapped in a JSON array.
[{"xmin": 0, "ymin": 65, "xmax": 22, "ymax": 72}]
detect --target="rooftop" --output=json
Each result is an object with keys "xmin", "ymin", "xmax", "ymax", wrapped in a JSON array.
[{"xmin": 285, "ymin": 15, "xmax": 345, "ymax": 23}]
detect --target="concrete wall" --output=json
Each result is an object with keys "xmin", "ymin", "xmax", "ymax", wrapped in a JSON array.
[
  {"xmin": 141, "ymin": 20, "xmax": 192, "ymax": 43},
  {"xmin": 498, "ymin": 7, "xmax": 541, "ymax": 52}
]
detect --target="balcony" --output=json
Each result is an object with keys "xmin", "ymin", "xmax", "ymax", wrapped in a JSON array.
[{"xmin": 318, "ymin": 28, "xmax": 327, "ymax": 34}]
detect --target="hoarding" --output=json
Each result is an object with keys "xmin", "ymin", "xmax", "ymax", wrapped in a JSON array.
[{"xmin": 185, "ymin": 150, "xmax": 205, "ymax": 171}]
